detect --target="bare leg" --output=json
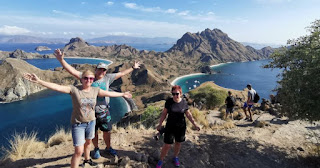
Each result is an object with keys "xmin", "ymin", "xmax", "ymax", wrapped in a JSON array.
[
  {"xmin": 243, "ymin": 107, "xmax": 249, "ymax": 118},
  {"xmin": 173, "ymin": 142, "xmax": 181, "ymax": 157},
  {"xmin": 92, "ymin": 132, "xmax": 99, "ymax": 148},
  {"xmin": 248, "ymin": 107, "xmax": 253, "ymax": 120},
  {"xmin": 104, "ymin": 131, "xmax": 111, "ymax": 149},
  {"xmin": 160, "ymin": 144, "xmax": 171, "ymax": 161},
  {"xmin": 84, "ymin": 139, "xmax": 92, "ymax": 160},
  {"xmin": 71, "ymin": 145, "xmax": 84, "ymax": 168}
]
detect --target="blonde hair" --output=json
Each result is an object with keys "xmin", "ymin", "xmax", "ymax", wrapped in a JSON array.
[{"xmin": 82, "ymin": 70, "xmax": 95, "ymax": 78}]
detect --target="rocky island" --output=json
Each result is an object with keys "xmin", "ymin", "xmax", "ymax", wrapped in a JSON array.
[{"xmin": 35, "ymin": 46, "xmax": 51, "ymax": 51}]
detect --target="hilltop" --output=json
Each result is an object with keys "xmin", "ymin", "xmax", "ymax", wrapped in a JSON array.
[{"xmin": 0, "ymin": 82, "xmax": 319, "ymax": 168}]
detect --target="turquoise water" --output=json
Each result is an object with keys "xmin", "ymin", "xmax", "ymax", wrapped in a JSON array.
[
  {"xmin": 0, "ymin": 58, "xmax": 127, "ymax": 150},
  {"xmin": 175, "ymin": 60, "xmax": 281, "ymax": 101}
]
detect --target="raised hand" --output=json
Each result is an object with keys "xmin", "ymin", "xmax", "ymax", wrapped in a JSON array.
[
  {"xmin": 133, "ymin": 61, "xmax": 141, "ymax": 69},
  {"xmin": 54, "ymin": 49, "xmax": 64, "ymax": 61},
  {"xmin": 123, "ymin": 91, "xmax": 132, "ymax": 99},
  {"xmin": 23, "ymin": 73, "xmax": 40, "ymax": 83}
]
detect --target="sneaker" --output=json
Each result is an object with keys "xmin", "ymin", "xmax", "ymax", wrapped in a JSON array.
[
  {"xmin": 156, "ymin": 160, "xmax": 163, "ymax": 168},
  {"xmin": 92, "ymin": 147, "xmax": 100, "ymax": 159},
  {"xmin": 173, "ymin": 157, "xmax": 180, "ymax": 167},
  {"xmin": 106, "ymin": 147, "xmax": 117, "ymax": 156},
  {"xmin": 83, "ymin": 159, "xmax": 98, "ymax": 167}
]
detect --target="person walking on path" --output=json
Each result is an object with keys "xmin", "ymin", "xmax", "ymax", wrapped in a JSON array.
[
  {"xmin": 54, "ymin": 49, "xmax": 140, "ymax": 158},
  {"xmin": 23, "ymin": 70, "xmax": 132, "ymax": 168},
  {"xmin": 156, "ymin": 85, "xmax": 200, "ymax": 168},
  {"xmin": 225, "ymin": 91, "xmax": 236, "ymax": 120},
  {"xmin": 243, "ymin": 84, "xmax": 256, "ymax": 122}
]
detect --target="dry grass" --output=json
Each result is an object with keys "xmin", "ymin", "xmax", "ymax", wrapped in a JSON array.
[
  {"xmin": 210, "ymin": 121, "xmax": 236, "ymax": 130},
  {"xmin": 1, "ymin": 131, "xmax": 46, "ymax": 162},
  {"xmin": 47, "ymin": 127, "xmax": 72, "ymax": 147},
  {"xmin": 187, "ymin": 107, "xmax": 209, "ymax": 129}
]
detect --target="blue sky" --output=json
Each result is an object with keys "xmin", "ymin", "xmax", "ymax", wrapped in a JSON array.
[{"xmin": 0, "ymin": 0, "xmax": 319, "ymax": 44}]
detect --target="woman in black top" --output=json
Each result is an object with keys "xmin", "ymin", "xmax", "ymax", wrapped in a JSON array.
[{"xmin": 156, "ymin": 85, "xmax": 200, "ymax": 168}]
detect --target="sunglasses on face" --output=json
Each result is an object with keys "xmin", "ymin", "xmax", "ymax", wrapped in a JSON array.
[
  {"xmin": 172, "ymin": 92, "xmax": 180, "ymax": 96},
  {"xmin": 98, "ymin": 68, "xmax": 107, "ymax": 72},
  {"xmin": 83, "ymin": 77, "xmax": 95, "ymax": 81}
]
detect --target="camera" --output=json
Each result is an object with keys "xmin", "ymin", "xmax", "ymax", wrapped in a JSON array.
[{"xmin": 153, "ymin": 126, "xmax": 165, "ymax": 141}]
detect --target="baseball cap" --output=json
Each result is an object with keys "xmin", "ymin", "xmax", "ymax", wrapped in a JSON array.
[{"xmin": 97, "ymin": 62, "xmax": 108, "ymax": 69}]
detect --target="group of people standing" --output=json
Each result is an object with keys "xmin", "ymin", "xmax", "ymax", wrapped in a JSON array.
[
  {"xmin": 225, "ymin": 84, "xmax": 257, "ymax": 122},
  {"xmin": 23, "ymin": 49, "xmax": 201, "ymax": 168}
]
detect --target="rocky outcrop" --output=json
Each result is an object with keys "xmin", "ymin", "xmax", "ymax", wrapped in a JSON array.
[
  {"xmin": 0, "ymin": 58, "xmax": 77, "ymax": 102},
  {"xmin": 35, "ymin": 46, "xmax": 51, "ymax": 51},
  {"xmin": 0, "ymin": 49, "xmax": 47, "ymax": 60}
]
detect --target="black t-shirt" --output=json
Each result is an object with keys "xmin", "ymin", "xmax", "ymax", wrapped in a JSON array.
[
  {"xmin": 225, "ymin": 96, "xmax": 235, "ymax": 108},
  {"xmin": 165, "ymin": 98, "xmax": 188, "ymax": 128}
]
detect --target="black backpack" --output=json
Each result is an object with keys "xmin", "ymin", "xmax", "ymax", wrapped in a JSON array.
[
  {"xmin": 227, "ymin": 96, "xmax": 236, "ymax": 107},
  {"xmin": 253, "ymin": 92, "xmax": 260, "ymax": 103}
]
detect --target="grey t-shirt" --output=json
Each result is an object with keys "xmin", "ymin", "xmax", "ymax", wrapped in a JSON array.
[
  {"xmin": 91, "ymin": 74, "xmax": 117, "ymax": 114},
  {"xmin": 248, "ymin": 88, "xmax": 256, "ymax": 103}
]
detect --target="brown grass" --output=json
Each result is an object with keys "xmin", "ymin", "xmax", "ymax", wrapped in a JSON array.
[
  {"xmin": 187, "ymin": 107, "xmax": 209, "ymax": 129},
  {"xmin": 1, "ymin": 131, "xmax": 46, "ymax": 162},
  {"xmin": 47, "ymin": 127, "xmax": 72, "ymax": 147}
]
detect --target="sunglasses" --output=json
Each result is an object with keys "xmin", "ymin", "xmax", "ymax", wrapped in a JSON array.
[
  {"xmin": 98, "ymin": 68, "xmax": 107, "ymax": 72},
  {"xmin": 172, "ymin": 92, "xmax": 180, "ymax": 96},
  {"xmin": 83, "ymin": 77, "xmax": 95, "ymax": 81}
]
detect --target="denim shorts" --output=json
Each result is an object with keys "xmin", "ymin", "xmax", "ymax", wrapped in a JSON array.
[
  {"xmin": 243, "ymin": 102, "xmax": 253, "ymax": 108},
  {"xmin": 71, "ymin": 120, "xmax": 96, "ymax": 146}
]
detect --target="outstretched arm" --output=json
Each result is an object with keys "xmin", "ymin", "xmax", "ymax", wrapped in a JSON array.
[
  {"xmin": 114, "ymin": 61, "xmax": 141, "ymax": 80},
  {"xmin": 54, "ymin": 49, "xmax": 81, "ymax": 79},
  {"xmin": 185, "ymin": 109, "xmax": 200, "ymax": 131},
  {"xmin": 23, "ymin": 73, "xmax": 71, "ymax": 94},
  {"xmin": 157, "ymin": 108, "xmax": 168, "ymax": 131},
  {"xmin": 98, "ymin": 89, "xmax": 132, "ymax": 98}
]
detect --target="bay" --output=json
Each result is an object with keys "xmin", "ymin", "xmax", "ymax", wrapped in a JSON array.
[{"xmin": 175, "ymin": 60, "xmax": 281, "ymax": 101}]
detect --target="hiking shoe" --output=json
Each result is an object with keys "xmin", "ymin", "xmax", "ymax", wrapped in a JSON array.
[
  {"xmin": 106, "ymin": 147, "xmax": 117, "ymax": 156},
  {"xmin": 92, "ymin": 147, "xmax": 100, "ymax": 159},
  {"xmin": 173, "ymin": 157, "xmax": 180, "ymax": 167},
  {"xmin": 83, "ymin": 159, "xmax": 98, "ymax": 167},
  {"xmin": 156, "ymin": 160, "xmax": 163, "ymax": 168}
]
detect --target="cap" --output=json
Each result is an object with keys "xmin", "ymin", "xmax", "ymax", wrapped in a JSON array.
[{"xmin": 97, "ymin": 62, "xmax": 108, "ymax": 69}]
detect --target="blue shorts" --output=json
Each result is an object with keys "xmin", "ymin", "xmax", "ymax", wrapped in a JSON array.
[
  {"xmin": 71, "ymin": 120, "xmax": 96, "ymax": 146},
  {"xmin": 243, "ymin": 102, "xmax": 253, "ymax": 108}
]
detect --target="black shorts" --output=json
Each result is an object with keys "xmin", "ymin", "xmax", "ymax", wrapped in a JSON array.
[
  {"xmin": 163, "ymin": 125, "xmax": 186, "ymax": 144},
  {"xmin": 95, "ymin": 117, "xmax": 112, "ymax": 132}
]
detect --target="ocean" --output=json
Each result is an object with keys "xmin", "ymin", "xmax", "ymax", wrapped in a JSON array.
[{"xmin": 0, "ymin": 43, "xmax": 281, "ymax": 154}]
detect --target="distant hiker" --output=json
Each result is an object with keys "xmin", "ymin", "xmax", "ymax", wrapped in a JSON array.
[
  {"xmin": 23, "ymin": 70, "xmax": 132, "ymax": 168},
  {"xmin": 54, "ymin": 49, "xmax": 140, "ymax": 159},
  {"xmin": 225, "ymin": 91, "xmax": 236, "ymax": 120},
  {"xmin": 156, "ymin": 85, "xmax": 200, "ymax": 168},
  {"xmin": 242, "ymin": 84, "xmax": 256, "ymax": 122}
]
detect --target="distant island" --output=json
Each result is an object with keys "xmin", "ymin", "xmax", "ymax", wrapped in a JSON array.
[{"xmin": 35, "ymin": 46, "xmax": 51, "ymax": 51}]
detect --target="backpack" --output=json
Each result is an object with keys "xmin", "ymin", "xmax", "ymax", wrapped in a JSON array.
[
  {"xmin": 253, "ymin": 92, "xmax": 260, "ymax": 103},
  {"xmin": 227, "ymin": 96, "xmax": 236, "ymax": 107}
]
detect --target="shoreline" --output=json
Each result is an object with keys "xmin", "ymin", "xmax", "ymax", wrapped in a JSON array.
[
  {"xmin": 63, "ymin": 57, "xmax": 114, "ymax": 65},
  {"xmin": 171, "ymin": 62, "xmax": 232, "ymax": 86}
]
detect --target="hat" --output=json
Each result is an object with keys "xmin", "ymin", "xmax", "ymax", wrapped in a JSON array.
[
  {"xmin": 97, "ymin": 62, "xmax": 108, "ymax": 69},
  {"xmin": 247, "ymin": 84, "xmax": 252, "ymax": 87}
]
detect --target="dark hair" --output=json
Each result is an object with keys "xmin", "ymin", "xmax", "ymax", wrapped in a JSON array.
[
  {"xmin": 247, "ymin": 84, "xmax": 252, "ymax": 88},
  {"xmin": 228, "ymin": 91, "xmax": 232, "ymax": 95},
  {"xmin": 172, "ymin": 85, "xmax": 182, "ymax": 94}
]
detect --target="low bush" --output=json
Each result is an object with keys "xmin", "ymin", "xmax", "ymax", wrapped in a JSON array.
[
  {"xmin": 47, "ymin": 127, "xmax": 71, "ymax": 147},
  {"xmin": 141, "ymin": 105, "xmax": 162, "ymax": 128},
  {"xmin": 189, "ymin": 85, "xmax": 227, "ymax": 109}
]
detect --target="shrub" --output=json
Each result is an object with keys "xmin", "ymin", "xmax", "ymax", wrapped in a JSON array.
[
  {"xmin": 189, "ymin": 85, "xmax": 227, "ymax": 109},
  {"xmin": 141, "ymin": 105, "xmax": 162, "ymax": 128},
  {"xmin": 1, "ymin": 131, "xmax": 45, "ymax": 162},
  {"xmin": 265, "ymin": 20, "xmax": 320, "ymax": 121}
]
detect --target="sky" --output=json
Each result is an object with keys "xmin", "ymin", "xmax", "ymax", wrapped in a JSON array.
[{"xmin": 0, "ymin": 0, "xmax": 319, "ymax": 45}]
